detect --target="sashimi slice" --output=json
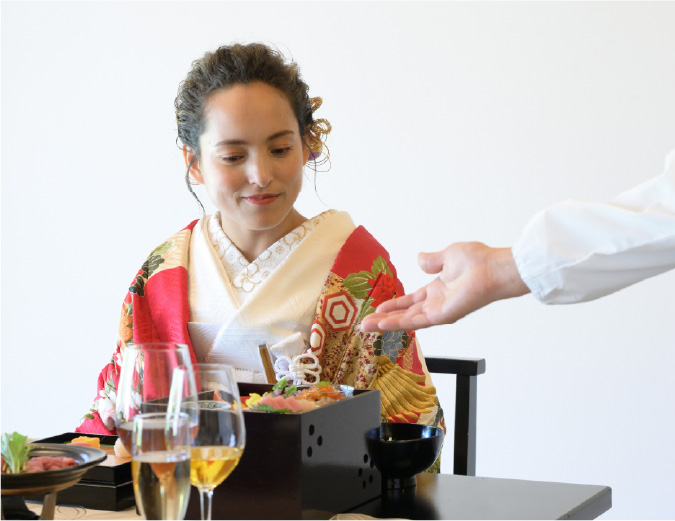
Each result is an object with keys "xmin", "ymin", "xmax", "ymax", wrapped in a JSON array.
[{"xmin": 255, "ymin": 395, "xmax": 317, "ymax": 413}]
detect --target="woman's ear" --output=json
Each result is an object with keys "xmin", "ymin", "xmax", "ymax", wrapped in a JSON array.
[
  {"xmin": 183, "ymin": 146, "xmax": 204, "ymax": 184},
  {"xmin": 301, "ymin": 142, "xmax": 311, "ymax": 166}
]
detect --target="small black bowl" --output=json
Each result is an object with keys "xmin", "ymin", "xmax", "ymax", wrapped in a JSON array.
[{"xmin": 366, "ymin": 423, "xmax": 444, "ymax": 489}]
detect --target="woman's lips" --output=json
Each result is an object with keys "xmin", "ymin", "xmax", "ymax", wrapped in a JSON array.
[{"xmin": 243, "ymin": 194, "xmax": 280, "ymax": 206}]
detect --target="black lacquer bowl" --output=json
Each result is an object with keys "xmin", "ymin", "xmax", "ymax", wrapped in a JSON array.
[
  {"xmin": 366, "ymin": 423, "xmax": 444, "ymax": 489},
  {"xmin": 1, "ymin": 443, "xmax": 107, "ymax": 496}
]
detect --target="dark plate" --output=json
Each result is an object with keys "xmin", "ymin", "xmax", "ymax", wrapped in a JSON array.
[
  {"xmin": 32, "ymin": 433, "xmax": 130, "ymax": 483},
  {"xmin": 1, "ymin": 444, "xmax": 107, "ymax": 496}
]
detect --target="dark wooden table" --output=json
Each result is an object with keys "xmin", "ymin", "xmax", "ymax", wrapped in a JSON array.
[
  {"xmin": 20, "ymin": 472, "xmax": 611, "ymax": 520},
  {"xmin": 347, "ymin": 473, "xmax": 612, "ymax": 520}
]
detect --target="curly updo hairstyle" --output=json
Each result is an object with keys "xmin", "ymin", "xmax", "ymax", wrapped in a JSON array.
[{"xmin": 175, "ymin": 42, "xmax": 331, "ymax": 211}]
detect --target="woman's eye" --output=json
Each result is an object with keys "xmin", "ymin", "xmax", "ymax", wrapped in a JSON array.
[
  {"xmin": 222, "ymin": 155, "xmax": 244, "ymax": 163},
  {"xmin": 271, "ymin": 147, "xmax": 292, "ymax": 156}
]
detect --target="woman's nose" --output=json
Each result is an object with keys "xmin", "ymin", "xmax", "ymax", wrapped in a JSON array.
[{"xmin": 247, "ymin": 156, "xmax": 272, "ymax": 188}]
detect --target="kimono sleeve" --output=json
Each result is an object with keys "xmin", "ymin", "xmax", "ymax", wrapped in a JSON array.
[
  {"xmin": 311, "ymin": 226, "xmax": 445, "ymax": 432},
  {"xmin": 75, "ymin": 297, "xmax": 131, "ymax": 435},
  {"xmin": 76, "ymin": 221, "xmax": 197, "ymax": 434}
]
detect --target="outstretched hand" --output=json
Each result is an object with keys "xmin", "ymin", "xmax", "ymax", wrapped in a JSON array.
[{"xmin": 361, "ymin": 242, "xmax": 530, "ymax": 332}]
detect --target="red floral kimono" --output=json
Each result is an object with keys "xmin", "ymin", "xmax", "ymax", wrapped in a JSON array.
[{"xmin": 77, "ymin": 220, "xmax": 444, "ymax": 449}]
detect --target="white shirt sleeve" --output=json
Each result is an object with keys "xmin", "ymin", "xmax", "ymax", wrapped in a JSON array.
[{"xmin": 512, "ymin": 148, "xmax": 675, "ymax": 304}]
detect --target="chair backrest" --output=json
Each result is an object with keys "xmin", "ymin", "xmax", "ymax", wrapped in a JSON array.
[{"xmin": 425, "ymin": 357, "xmax": 486, "ymax": 476}]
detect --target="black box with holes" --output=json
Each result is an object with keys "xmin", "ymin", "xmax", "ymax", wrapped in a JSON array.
[{"xmin": 185, "ymin": 383, "xmax": 382, "ymax": 520}]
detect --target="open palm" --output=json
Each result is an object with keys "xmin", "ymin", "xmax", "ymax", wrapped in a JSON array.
[{"xmin": 361, "ymin": 243, "xmax": 529, "ymax": 331}]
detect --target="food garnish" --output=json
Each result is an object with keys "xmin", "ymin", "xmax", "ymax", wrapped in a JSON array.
[
  {"xmin": 244, "ymin": 393, "xmax": 263, "ymax": 408},
  {"xmin": 269, "ymin": 378, "xmax": 298, "ymax": 397},
  {"xmin": 69, "ymin": 436, "xmax": 101, "ymax": 448},
  {"xmin": 251, "ymin": 403, "xmax": 294, "ymax": 414},
  {"xmin": 296, "ymin": 382, "xmax": 346, "ymax": 403},
  {"xmin": 1, "ymin": 432, "xmax": 31, "ymax": 474}
]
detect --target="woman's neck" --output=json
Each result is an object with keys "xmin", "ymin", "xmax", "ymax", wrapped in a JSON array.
[{"xmin": 219, "ymin": 209, "xmax": 307, "ymax": 263}]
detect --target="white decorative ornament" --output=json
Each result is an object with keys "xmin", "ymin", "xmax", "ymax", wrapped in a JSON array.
[{"xmin": 274, "ymin": 353, "xmax": 322, "ymax": 385}]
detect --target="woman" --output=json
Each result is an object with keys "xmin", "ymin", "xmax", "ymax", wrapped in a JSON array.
[{"xmin": 77, "ymin": 43, "xmax": 444, "ymax": 445}]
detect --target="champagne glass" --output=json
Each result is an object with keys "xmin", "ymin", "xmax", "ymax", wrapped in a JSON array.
[
  {"xmin": 116, "ymin": 343, "xmax": 198, "ymax": 453},
  {"xmin": 190, "ymin": 363, "xmax": 246, "ymax": 521},
  {"xmin": 132, "ymin": 412, "xmax": 192, "ymax": 520}
]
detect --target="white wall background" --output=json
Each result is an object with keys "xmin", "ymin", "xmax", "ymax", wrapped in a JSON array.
[{"xmin": 2, "ymin": 2, "xmax": 674, "ymax": 519}]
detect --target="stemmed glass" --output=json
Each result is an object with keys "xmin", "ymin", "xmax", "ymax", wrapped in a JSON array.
[
  {"xmin": 116, "ymin": 343, "xmax": 199, "ymax": 453},
  {"xmin": 131, "ymin": 411, "xmax": 192, "ymax": 520},
  {"xmin": 189, "ymin": 363, "xmax": 246, "ymax": 521}
]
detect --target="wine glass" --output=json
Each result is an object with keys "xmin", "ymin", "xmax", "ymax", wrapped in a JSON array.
[
  {"xmin": 116, "ymin": 343, "xmax": 198, "ymax": 453},
  {"xmin": 190, "ymin": 363, "xmax": 246, "ymax": 521},
  {"xmin": 131, "ymin": 411, "xmax": 192, "ymax": 520}
]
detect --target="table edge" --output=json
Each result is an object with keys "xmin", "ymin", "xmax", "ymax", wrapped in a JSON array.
[{"xmin": 559, "ymin": 485, "xmax": 612, "ymax": 520}]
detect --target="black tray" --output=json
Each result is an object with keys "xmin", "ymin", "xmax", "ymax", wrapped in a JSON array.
[
  {"xmin": 27, "ymin": 433, "xmax": 134, "ymax": 511},
  {"xmin": 42, "ymin": 480, "xmax": 136, "ymax": 511}
]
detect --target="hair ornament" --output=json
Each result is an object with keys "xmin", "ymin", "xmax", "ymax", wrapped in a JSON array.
[{"xmin": 306, "ymin": 97, "xmax": 331, "ymax": 162}]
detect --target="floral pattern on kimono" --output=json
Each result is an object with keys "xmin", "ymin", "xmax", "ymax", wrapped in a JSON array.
[{"xmin": 308, "ymin": 226, "xmax": 443, "ymax": 428}]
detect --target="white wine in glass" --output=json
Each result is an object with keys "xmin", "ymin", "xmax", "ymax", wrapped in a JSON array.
[
  {"xmin": 132, "ymin": 412, "xmax": 192, "ymax": 520},
  {"xmin": 190, "ymin": 364, "xmax": 246, "ymax": 521},
  {"xmin": 190, "ymin": 445, "xmax": 243, "ymax": 489}
]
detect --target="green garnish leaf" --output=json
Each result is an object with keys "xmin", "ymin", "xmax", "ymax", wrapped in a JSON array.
[
  {"xmin": 251, "ymin": 403, "xmax": 293, "ymax": 414},
  {"xmin": 283, "ymin": 384, "xmax": 297, "ymax": 398},
  {"xmin": 272, "ymin": 378, "xmax": 288, "ymax": 392},
  {"xmin": 316, "ymin": 381, "xmax": 331, "ymax": 387},
  {"xmin": 1, "ymin": 432, "xmax": 30, "ymax": 474}
]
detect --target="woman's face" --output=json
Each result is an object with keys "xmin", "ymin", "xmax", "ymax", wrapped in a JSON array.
[{"xmin": 189, "ymin": 81, "xmax": 309, "ymax": 246}]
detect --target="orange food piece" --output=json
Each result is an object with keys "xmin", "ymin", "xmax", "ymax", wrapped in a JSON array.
[
  {"xmin": 70, "ymin": 436, "xmax": 100, "ymax": 448},
  {"xmin": 296, "ymin": 385, "xmax": 345, "ymax": 402}
]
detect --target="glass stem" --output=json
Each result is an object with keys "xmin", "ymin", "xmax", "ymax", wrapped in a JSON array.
[
  {"xmin": 199, "ymin": 488, "xmax": 214, "ymax": 521},
  {"xmin": 159, "ymin": 481, "xmax": 167, "ymax": 518}
]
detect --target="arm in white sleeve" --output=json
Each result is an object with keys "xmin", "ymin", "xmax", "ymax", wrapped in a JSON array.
[{"xmin": 512, "ymin": 148, "xmax": 675, "ymax": 304}]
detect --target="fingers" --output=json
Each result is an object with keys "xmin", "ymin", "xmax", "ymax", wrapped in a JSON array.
[
  {"xmin": 373, "ymin": 291, "xmax": 420, "ymax": 313},
  {"xmin": 360, "ymin": 312, "xmax": 390, "ymax": 331},
  {"xmin": 360, "ymin": 284, "xmax": 431, "ymax": 332},
  {"xmin": 418, "ymin": 250, "xmax": 445, "ymax": 275},
  {"xmin": 374, "ymin": 311, "xmax": 434, "ymax": 331},
  {"xmin": 361, "ymin": 305, "xmax": 433, "ymax": 332},
  {"xmin": 360, "ymin": 298, "xmax": 418, "ymax": 332}
]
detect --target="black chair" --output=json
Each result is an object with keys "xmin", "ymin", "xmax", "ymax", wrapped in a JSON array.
[{"xmin": 425, "ymin": 357, "xmax": 486, "ymax": 476}]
